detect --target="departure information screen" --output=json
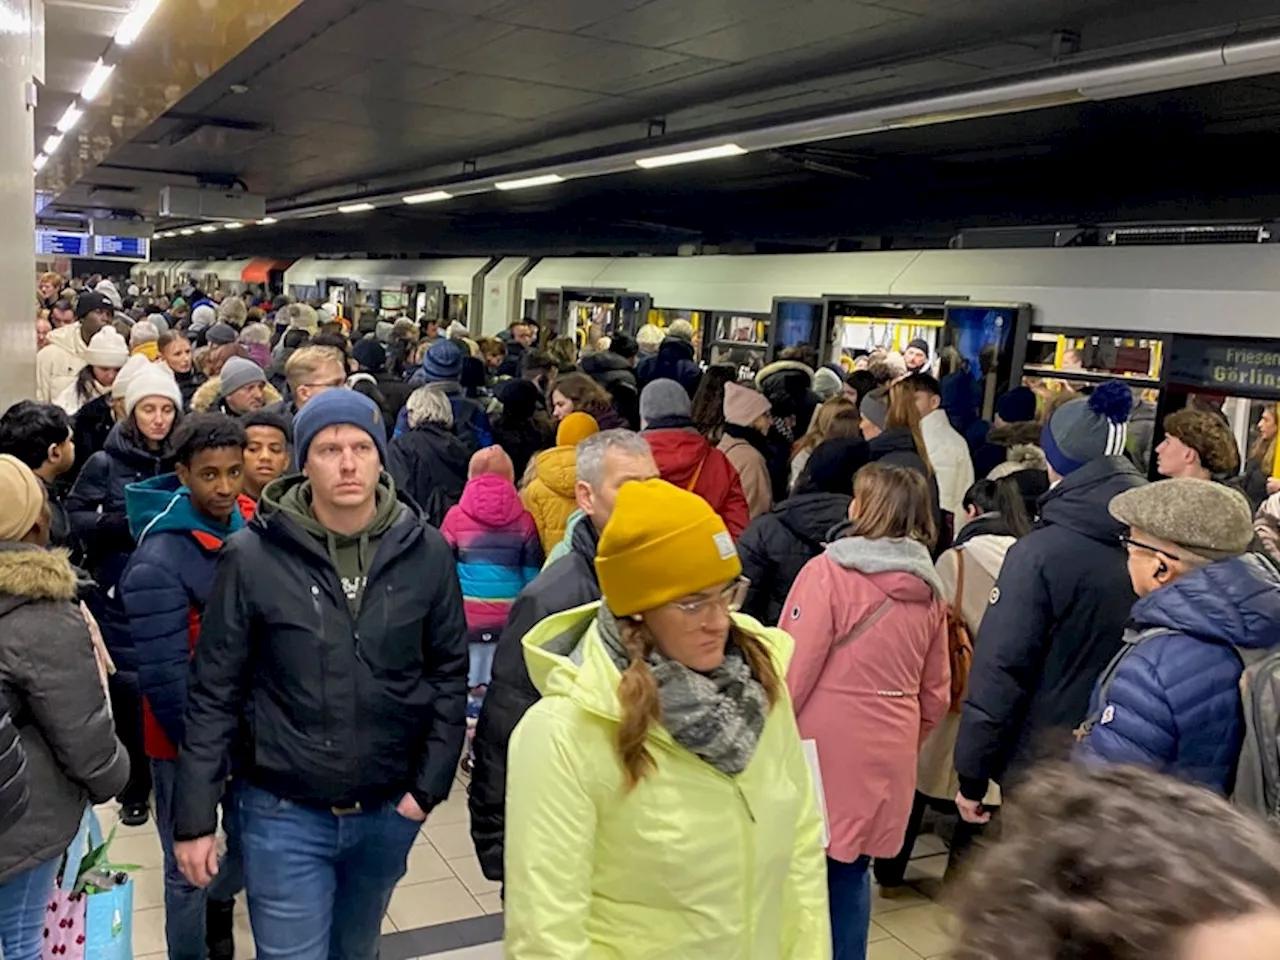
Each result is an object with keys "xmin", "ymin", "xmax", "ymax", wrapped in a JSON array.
[
  {"xmin": 93, "ymin": 235, "xmax": 149, "ymax": 259},
  {"xmin": 36, "ymin": 230, "xmax": 89, "ymax": 256}
]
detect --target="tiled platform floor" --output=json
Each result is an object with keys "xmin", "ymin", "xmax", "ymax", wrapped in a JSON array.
[{"xmin": 107, "ymin": 778, "xmax": 957, "ymax": 960}]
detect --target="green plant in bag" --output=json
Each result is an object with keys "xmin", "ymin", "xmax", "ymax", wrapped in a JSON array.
[{"xmin": 71, "ymin": 824, "xmax": 141, "ymax": 895}]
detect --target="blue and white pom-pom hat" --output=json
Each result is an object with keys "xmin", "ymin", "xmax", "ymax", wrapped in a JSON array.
[{"xmin": 1040, "ymin": 381, "xmax": 1133, "ymax": 477}]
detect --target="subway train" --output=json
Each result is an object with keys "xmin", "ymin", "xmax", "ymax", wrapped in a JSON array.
[{"xmin": 133, "ymin": 244, "xmax": 1280, "ymax": 475}]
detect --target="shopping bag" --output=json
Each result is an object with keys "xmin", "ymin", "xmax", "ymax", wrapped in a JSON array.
[{"xmin": 42, "ymin": 809, "xmax": 136, "ymax": 960}]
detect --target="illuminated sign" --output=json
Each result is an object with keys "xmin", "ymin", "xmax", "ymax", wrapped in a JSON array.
[
  {"xmin": 92, "ymin": 235, "xmax": 149, "ymax": 259},
  {"xmin": 1167, "ymin": 338, "xmax": 1280, "ymax": 392},
  {"xmin": 36, "ymin": 230, "xmax": 89, "ymax": 256}
]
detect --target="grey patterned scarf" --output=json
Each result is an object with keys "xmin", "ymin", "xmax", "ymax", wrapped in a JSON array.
[{"xmin": 597, "ymin": 607, "xmax": 768, "ymax": 776}]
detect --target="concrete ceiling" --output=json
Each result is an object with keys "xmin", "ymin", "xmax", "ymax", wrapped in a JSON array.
[{"xmin": 39, "ymin": 0, "xmax": 1280, "ymax": 251}]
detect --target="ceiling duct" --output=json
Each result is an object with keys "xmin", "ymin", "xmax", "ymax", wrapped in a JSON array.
[
  {"xmin": 1105, "ymin": 224, "xmax": 1273, "ymax": 245},
  {"xmin": 159, "ymin": 185, "xmax": 266, "ymax": 221}
]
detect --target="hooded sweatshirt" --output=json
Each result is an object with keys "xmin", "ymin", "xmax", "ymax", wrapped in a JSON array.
[
  {"xmin": 268, "ymin": 474, "xmax": 401, "ymax": 614},
  {"xmin": 118, "ymin": 474, "xmax": 252, "ymax": 758}
]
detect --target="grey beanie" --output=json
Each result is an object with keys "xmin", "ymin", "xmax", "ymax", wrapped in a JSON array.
[
  {"xmin": 206, "ymin": 322, "xmax": 238, "ymax": 345},
  {"xmin": 640, "ymin": 378, "xmax": 691, "ymax": 424},
  {"xmin": 1109, "ymin": 478, "xmax": 1253, "ymax": 561},
  {"xmin": 859, "ymin": 389, "xmax": 889, "ymax": 431},
  {"xmin": 219, "ymin": 356, "xmax": 267, "ymax": 400}
]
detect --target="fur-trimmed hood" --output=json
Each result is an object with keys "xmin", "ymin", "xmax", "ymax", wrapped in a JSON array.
[
  {"xmin": 0, "ymin": 543, "xmax": 78, "ymax": 613},
  {"xmin": 190, "ymin": 376, "xmax": 282, "ymax": 412},
  {"xmin": 987, "ymin": 420, "xmax": 1042, "ymax": 448}
]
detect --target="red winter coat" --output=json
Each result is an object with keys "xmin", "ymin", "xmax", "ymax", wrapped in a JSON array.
[{"xmin": 644, "ymin": 427, "xmax": 750, "ymax": 538}]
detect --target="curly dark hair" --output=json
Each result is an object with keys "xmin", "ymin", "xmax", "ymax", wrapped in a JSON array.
[
  {"xmin": 951, "ymin": 763, "xmax": 1280, "ymax": 960},
  {"xmin": 170, "ymin": 412, "xmax": 246, "ymax": 466},
  {"xmin": 1163, "ymin": 407, "xmax": 1241, "ymax": 477}
]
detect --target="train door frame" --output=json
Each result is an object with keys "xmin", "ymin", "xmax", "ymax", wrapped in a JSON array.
[
  {"xmin": 819, "ymin": 295, "xmax": 954, "ymax": 369},
  {"xmin": 702, "ymin": 310, "xmax": 770, "ymax": 379}
]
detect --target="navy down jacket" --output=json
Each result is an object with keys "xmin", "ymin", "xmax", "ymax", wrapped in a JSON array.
[{"xmin": 1079, "ymin": 553, "xmax": 1280, "ymax": 794}]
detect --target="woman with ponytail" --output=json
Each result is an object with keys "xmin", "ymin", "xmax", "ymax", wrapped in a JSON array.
[
  {"xmin": 860, "ymin": 381, "xmax": 946, "ymax": 550},
  {"xmin": 504, "ymin": 478, "xmax": 829, "ymax": 959}
]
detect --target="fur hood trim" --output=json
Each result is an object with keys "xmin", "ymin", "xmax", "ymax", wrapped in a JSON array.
[
  {"xmin": 0, "ymin": 545, "xmax": 78, "ymax": 602},
  {"xmin": 191, "ymin": 377, "xmax": 282, "ymax": 412}
]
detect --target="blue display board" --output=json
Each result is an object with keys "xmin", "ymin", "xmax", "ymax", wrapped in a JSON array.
[
  {"xmin": 36, "ymin": 230, "xmax": 89, "ymax": 256},
  {"xmin": 92, "ymin": 235, "xmax": 149, "ymax": 259}
]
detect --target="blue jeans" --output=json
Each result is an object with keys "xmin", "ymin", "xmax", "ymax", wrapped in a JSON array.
[
  {"xmin": 153, "ymin": 759, "xmax": 244, "ymax": 960},
  {"xmin": 828, "ymin": 855, "xmax": 871, "ymax": 960},
  {"xmin": 0, "ymin": 856, "xmax": 60, "ymax": 960},
  {"xmin": 238, "ymin": 784, "xmax": 421, "ymax": 960}
]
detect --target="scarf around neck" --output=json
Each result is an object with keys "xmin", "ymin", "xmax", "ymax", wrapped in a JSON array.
[{"xmin": 597, "ymin": 606, "xmax": 767, "ymax": 776}]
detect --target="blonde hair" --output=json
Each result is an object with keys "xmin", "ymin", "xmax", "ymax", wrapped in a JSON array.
[
  {"xmin": 849, "ymin": 462, "xmax": 937, "ymax": 549},
  {"xmin": 285, "ymin": 345, "xmax": 346, "ymax": 391},
  {"xmin": 614, "ymin": 617, "xmax": 780, "ymax": 791},
  {"xmin": 795, "ymin": 396, "xmax": 860, "ymax": 455}
]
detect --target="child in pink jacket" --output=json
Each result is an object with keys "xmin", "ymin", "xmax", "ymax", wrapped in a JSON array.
[
  {"xmin": 440, "ymin": 446, "xmax": 543, "ymax": 772},
  {"xmin": 783, "ymin": 462, "xmax": 950, "ymax": 960}
]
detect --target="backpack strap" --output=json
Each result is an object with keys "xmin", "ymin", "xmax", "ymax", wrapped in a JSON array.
[
  {"xmin": 685, "ymin": 456, "xmax": 707, "ymax": 493},
  {"xmin": 1078, "ymin": 626, "xmax": 1178, "ymax": 738},
  {"xmin": 953, "ymin": 547, "xmax": 966, "ymax": 610}
]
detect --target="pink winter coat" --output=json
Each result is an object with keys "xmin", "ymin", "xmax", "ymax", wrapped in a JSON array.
[{"xmin": 783, "ymin": 535, "xmax": 950, "ymax": 863}]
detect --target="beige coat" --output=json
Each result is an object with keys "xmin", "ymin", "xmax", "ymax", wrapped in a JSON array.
[
  {"xmin": 915, "ymin": 531, "xmax": 1012, "ymax": 803},
  {"xmin": 35, "ymin": 324, "xmax": 90, "ymax": 403},
  {"xmin": 718, "ymin": 434, "xmax": 772, "ymax": 520}
]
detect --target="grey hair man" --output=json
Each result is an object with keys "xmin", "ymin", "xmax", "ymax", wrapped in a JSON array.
[{"xmin": 467, "ymin": 430, "xmax": 657, "ymax": 883}]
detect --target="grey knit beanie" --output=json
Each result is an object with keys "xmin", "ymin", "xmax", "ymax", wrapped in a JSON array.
[
  {"xmin": 1041, "ymin": 382, "xmax": 1132, "ymax": 476},
  {"xmin": 640, "ymin": 378, "xmax": 691, "ymax": 424},
  {"xmin": 1109, "ymin": 478, "xmax": 1253, "ymax": 561},
  {"xmin": 218, "ymin": 356, "xmax": 267, "ymax": 400}
]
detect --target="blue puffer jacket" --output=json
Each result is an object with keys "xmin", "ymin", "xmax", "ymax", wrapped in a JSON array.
[
  {"xmin": 117, "ymin": 474, "xmax": 247, "ymax": 757},
  {"xmin": 1079, "ymin": 553, "xmax": 1280, "ymax": 793}
]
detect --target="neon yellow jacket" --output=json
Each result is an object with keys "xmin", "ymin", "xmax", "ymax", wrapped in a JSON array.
[{"xmin": 504, "ymin": 602, "xmax": 831, "ymax": 960}]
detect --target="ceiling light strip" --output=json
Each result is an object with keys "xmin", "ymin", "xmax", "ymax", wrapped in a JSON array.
[
  {"xmin": 493, "ymin": 173, "xmax": 564, "ymax": 191},
  {"xmin": 634, "ymin": 143, "xmax": 746, "ymax": 169},
  {"xmin": 114, "ymin": 0, "xmax": 163, "ymax": 47},
  {"xmin": 54, "ymin": 104, "xmax": 82, "ymax": 134},
  {"xmin": 80, "ymin": 60, "xmax": 115, "ymax": 102},
  {"xmin": 402, "ymin": 190, "xmax": 452, "ymax": 204},
  {"xmin": 337, "ymin": 202, "xmax": 375, "ymax": 213}
]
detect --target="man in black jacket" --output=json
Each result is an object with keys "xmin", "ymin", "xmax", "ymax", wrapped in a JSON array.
[
  {"xmin": 0, "ymin": 401, "xmax": 77, "ymax": 551},
  {"xmin": 174, "ymin": 390, "xmax": 468, "ymax": 958},
  {"xmin": 469, "ymin": 429, "xmax": 656, "ymax": 882},
  {"xmin": 954, "ymin": 383, "xmax": 1145, "ymax": 825}
]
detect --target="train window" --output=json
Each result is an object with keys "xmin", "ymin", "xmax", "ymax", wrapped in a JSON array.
[{"xmin": 1024, "ymin": 331, "xmax": 1163, "ymax": 383}]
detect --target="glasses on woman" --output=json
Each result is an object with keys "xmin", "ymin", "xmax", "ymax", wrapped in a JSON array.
[{"xmin": 668, "ymin": 578, "xmax": 750, "ymax": 618}]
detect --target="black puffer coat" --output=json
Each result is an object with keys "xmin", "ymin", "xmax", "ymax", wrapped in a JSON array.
[
  {"xmin": 869, "ymin": 428, "xmax": 946, "ymax": 550},
  {"xmin": 174, "ymin": 478, "xmax": 468, "ymax": 840},
  {"xmin": 0, "ymin": 543, "xmax": 129, "ymax": 882},
  {"xmin": 469, "ymin": 517, "xmax": 602, "ymax": 881},
  {"xmin": 955, "ymin": 456, "xmax": 1146, "ymax": 800},
  {"xmin": 0, "ymin": 693, "xmax": 27, "ymax": 837},
  {"xmin": 67, "ymin": 423, "xmax": 173, "ymax": 676},
  {"xmin": 580, "ymin": 351, "xmax": 640, "ymax": 429},
  {"xmin": 738, "ymin": 492, "xmax": 852, "ymax": 625}
]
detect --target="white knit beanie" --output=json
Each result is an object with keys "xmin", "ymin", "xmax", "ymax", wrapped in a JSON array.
[
  {"xmin": 125, "ymin": 365, "xmax": 182, "ymax": 417},
  {"xmin": 84, "ymin": 327, "xmax": 129, "ymax": 368},
  {"xmin": 112, "ymin": 353, "xmax": 155, "ymax": 399}
]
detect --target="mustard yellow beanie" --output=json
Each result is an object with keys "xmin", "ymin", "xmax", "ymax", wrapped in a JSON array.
[
  {"xmin": 594, "ymin": 478, "xmax": 742, "ymax": 617},
  {"xmin": 556, "ymin": 411, "xmax": 599, "ymax": 447}
]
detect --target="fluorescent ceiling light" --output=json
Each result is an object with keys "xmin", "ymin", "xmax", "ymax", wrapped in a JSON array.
[
  {"xmin": 199, "ymin": 225, "xmax": 217, "ymax": 233},
  {"xmin": 635, "ymin": 143, "xmax": 747, "ymax": 169},
  {"xmin": 42, "ymin": 134, "xmax": 64, "ymax": 155},
  {"xmin": 258, "ymin": 217, "xmax": 278, "ymax": 225},
  {"xmin": 114, "ymin": 0, "xmax": 163, "ymax": 47},
  {"xmin": 223, "ymin": 221, "xmax": 243, "ymax": 229},
  {"xmin": 494, "ymin": 173, "xmax": 563, "ymax": 191},
  {"xmin": 403, "ymin": 190, "xmax": 453, "ymax": 205},
  {"xmin": 179, "ymin": 228, "xmax": 194, "ymax": 235},
  {"xmin": 80, "ymin": 60, "xmax": 115, "ymax": 102},
  {"xmin": 33, "ymin": 154, "xmax": 47, "ymax": 172},
  {"xmin": 55, "ymin": 104, "xmax": 83, "ymax": 134},
  {"xmin": 338, "ymin": 202, "xmax": 375, "ymax": 214}
]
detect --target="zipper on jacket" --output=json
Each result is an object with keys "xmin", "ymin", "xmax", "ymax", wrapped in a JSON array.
[{"xmin": 310, "ymin": 586, "xmax": 334, "ymax": 749}]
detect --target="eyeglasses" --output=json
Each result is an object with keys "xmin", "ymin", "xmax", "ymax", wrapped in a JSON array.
[
  {"xmin": 1120, "ymin": 535, "xmax": 1184, "ymax": 563},
  {"xmin": 669, "ymin": 578, "xmax": 750, "ymax": 618}
]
